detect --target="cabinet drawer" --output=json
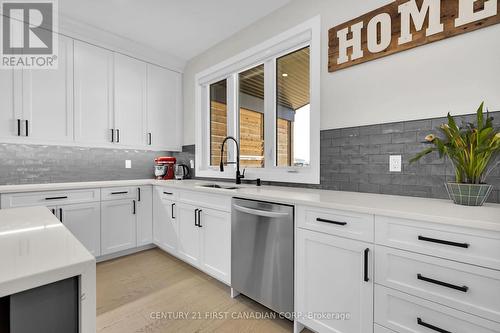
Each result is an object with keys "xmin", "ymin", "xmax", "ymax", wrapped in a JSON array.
[
  {"xmin": 101, "ymin": 187, "xmax": 138, "ymax": 201},
  {"xmin": 178, "ymin": 190, "xmax": 230, "ymax": 212},
  {"xmin": 1, "ymin": 188, "xmax": 100, "ymax": 208},
  {"xmin": 296, "ymin": 205, "xmax": 374, "ymax": 242},
  {"xmin": 375, "ymin": 215, "xmax": 500, "ymax": 270},
  {"xmin": 375, "ymin": 285, "xmax": 500, "ymax": 333},
  {"xmin": 156, "ymin": 187, "xmax": 178, "ymax": 201},
  {"xmin": 375, "ymin": 245, "xmax": 500, "ymax": 322}
]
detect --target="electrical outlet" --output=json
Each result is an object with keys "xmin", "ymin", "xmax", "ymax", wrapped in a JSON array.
[
  {"xmin": 389, "ymin": 155, "xmax": 402, "ymax": 172},
  {"xmin": 190, "ymin": 159, "xmax": 195, "ymax": 169},
  {"xmin": 125, "ymin": 160, "xmax": 132, "ymax": 169}
]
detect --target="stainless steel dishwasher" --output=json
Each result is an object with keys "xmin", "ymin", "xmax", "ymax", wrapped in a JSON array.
[{"xmin": 231, "ymin": 197, "xmax": 294, "ymax": 314}]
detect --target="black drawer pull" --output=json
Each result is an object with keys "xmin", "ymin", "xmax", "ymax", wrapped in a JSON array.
[
  {"xmin": 111, "ymin": 191, "xmax": 128, "ymax": 195},
  {"xmin": 45, "ymin": 196, "xmax": 68, "ymax": 200},
  {"xmin": 417, "ymin": 318, "xmax": 452, "ymax": 333},
  {"xmin": 116, "ymin": 129, "xmax": 120, "ymax": 143},
  {"xmin": 17, "ymin": 119, "xmax": 21, "ymax": 136},
  {"xmin": 111, "ymin": 129, "xmax": 114, "ymax": 143},
  {"xmin": 364, "ymin": 248, "xmax": 370, "ymax": 282},
  {"xmin": 137, "ymin": 188, "xmax": 141, "ymax": 202},
  {"xmin": 417, "ymin": 274, "xmax": 468, "ymax": 293},
  {"xmin": 148, "ymin": 132, "xmax": 152, "ymax": 145},
  {"xmin": 194, "ymin": 209, "xmax": 199, "ymax": 226},
  {"xmin": 418, "ymin": 236, "xmax": 469, "ymax": 248},
  {"xmin": 163, "ymin": 191, "xmax": 173, "ymax": 195},
  {"xmin": 171, "ymin": 203, "xmax": 176, "ymax": 219},
  {"xmin": 316, "ymin": 218, "xmax": 347, "ymax": 226},
  {"xmin": 59, "ymin": 208, "xmax": 63, "ymax": 223},
  {"xmin": 132, "ymin": 200, "xmax": 136, "ymax": 215},
  {"xmin": 25, "ymin": 120, "xmax": 29, "ymax": 137}
]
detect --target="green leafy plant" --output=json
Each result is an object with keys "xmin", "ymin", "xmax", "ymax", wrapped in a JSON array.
[{"xmin": 411, "ymin": 102, "xmax": 500, "ymax": 184}]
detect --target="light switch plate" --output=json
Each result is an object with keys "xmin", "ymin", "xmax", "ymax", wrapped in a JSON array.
[
  {"xmin": 389, "ymin": 155, "xmax": 402, "ymax": 172},
  {"xmin": 125, "ymin": 160, "xmax": 132, "ymax": 169}
]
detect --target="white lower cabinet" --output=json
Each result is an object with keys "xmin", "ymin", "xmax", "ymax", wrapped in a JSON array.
[
  {"xmin": 153, "ymin": 195, "xmax": 178, "ymax": 254},
  {"xmin": 375, "ymin": 285, "xmax": 500, "ymax": 333},
  {"xmin": 296, "ymin": 228, "xmax": 373, "ymax": 333},
  {"xmin": 59, "ymin": 202, "xmax": 101, "ymax": 257},
  {"xmin": 101, "ymin": 199, "xmax": 137, "ymax": 255},
  {"xmin": 153, "ymin": 188, "xmax": 231, "ymax": 284},
  {"xmin": 176, "ymin": 202, "xmax": 202, "ymax": 267},
  {"xmin": 199, "ymin": 208, "xmax": 231, "ymax": 284},
  {"xmin": 136, "ymin": 186, "xmax": 153, "ymax": 246}
]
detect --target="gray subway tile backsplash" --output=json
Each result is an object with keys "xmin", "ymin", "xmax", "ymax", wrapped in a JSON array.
[{"xmin": 0, "ymin": 112, "xmax": 499, "ymax": 204}]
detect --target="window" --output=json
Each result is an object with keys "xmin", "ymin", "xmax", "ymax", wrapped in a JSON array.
[
  {"xmin": 239, "ymin": 64, "xmax": 265, "ymax": 168},
  {"xmin": 276, "ymin": 47, "xmax": 310, "ymax": 167},
  {"xmin": 195, "ymin": 17, "xmax": 320, "ymax": 184},
  {"xmin": 209, "ymin": 79, "xmax": 227, "ymax": 166}
]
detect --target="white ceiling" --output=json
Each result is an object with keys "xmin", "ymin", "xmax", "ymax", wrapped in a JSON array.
[{"xmin": 59, "ymin": 0, "xmax": 291, "ymax": 62}]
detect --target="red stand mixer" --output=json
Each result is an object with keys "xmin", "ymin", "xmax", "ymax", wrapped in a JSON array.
[{"xmin": 154, "ymin": 157, "xmax": 176, "ymax": 180}]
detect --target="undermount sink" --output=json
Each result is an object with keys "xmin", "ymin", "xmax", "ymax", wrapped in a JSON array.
[{"xmin": 199, "ymin": 184, "xmax": 239, "ymax": 190}]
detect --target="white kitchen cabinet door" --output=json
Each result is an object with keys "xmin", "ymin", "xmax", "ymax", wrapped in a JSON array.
[
  {"xmin": 0, "ymin": 69, "xmax": 22, "ymax": 140},
  {"xmin": 176, "ymin": 202, "xmax": 201, "ymax": 267},
  {"xmin": 153, "ymin": 196, "xmax": 178, "ymax": 254},
  {"xmin": 114, "ymin": 53, "xmax": 147, "ymax": 147},
  {"xmin": 59, "ymin": 202, "xmax": 101, "ymax": 257},
  {"xmin": 296, "ymin": 228, "xmax": 373, "ymax": 333},
  {"xmin": 101, "ymin": 199, "xmax": 137, "ymax": 255},
  {"xmin": 199, "ymin": 208, "xmax": 231, "ymax": 284},
  {"xmin": 74, "ymin": 40, "xmax": 114, "ymax": 145},
  {"xmin": 136, "ymin": 186, "xmax": 153, "ymax": 246},
  {"xmin": 22, "ymin": 35, "xmax": 73, "ymax": 143},
  {"xmin": 146, "ymin": 64, "xmax": 182, "ymax": 151}
]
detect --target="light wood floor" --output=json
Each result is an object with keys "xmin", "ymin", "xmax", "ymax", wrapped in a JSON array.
[{"xmin": 96, "ymin": 248, "xmax": 297, "ymax": 333}]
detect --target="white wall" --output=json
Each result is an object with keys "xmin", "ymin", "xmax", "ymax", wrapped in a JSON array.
[{"xmin": 182, "ymin": 0, "xmax": 500, "ymax": 145}]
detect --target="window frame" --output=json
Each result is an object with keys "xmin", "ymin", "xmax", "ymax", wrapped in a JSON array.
[{"xmin": 195, "ymin": 16, "xmax": 320, "ymax": 184}]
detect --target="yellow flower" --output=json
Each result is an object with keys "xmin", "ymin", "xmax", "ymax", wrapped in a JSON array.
[{"xmin": 425, "ymin": 134, "xmax": 436, "ymax": 142}]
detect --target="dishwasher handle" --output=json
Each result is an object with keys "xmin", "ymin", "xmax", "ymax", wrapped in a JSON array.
[{"xmin": 233, "ymin": 204, "xmax": 290, "ymax": 218}]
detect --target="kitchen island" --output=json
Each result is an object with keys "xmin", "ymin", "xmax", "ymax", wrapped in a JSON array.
[{"xmin": 0, "ymin": 206, "xmax": 95, "ymax": 332}]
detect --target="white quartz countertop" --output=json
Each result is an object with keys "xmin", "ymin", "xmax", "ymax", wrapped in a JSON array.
[
  {"xmin": 1, "ymin": 179, "xmax": 499, "ymax": 231},
  {"xmin": 0, "ymin": 206, "xmax": 95, "ymax": 297}
]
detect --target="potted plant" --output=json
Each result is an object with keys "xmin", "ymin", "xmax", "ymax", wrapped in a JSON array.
[{"xmin": 411, "ymin": 102, "xmax": 500, "ymax": 206}]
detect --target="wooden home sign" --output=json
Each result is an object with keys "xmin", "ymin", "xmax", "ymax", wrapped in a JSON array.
[{"xmin": 328, "ymin": 0, "xmax": 500, "ymax": 72}]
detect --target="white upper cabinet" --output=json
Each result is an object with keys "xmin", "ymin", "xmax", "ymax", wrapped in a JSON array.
[
  {"xmin": 114, "ymin": 53, "xmax": 147, "ymax": 147},
  {"xmin": 147, "ymin": 64, "xmax": 182, "ymax": 151},
  {"xmin": 74, "ymin": 40, "xmax": 114, "ymax": 145},
  {"xmin": 1, "ymin": 33, "xmax": 182, "ymax": 149},
  {"xmin": 0, "ymin": 69, "xmax": 20, "ymax": 139},
  {"xmin": 23, "ymin": 35, "xmax": 74, "ymax": 143}
]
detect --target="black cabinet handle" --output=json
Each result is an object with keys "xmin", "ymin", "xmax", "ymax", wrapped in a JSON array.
[
  {"xmin": 137, "ymin": 188, "xmax": 141, "ymax": 202},
  {"xmin": 25, "ymin": 120, "xmax": 29, "ymax": 137},
  {"xmin": 111, "ymin": 191, "xmax": 128, "ymax": 195},
  {"xmin": 316, "ymin": 218, "xmax": 347, "ymax": 226},
  {"xmin": 163, "ymin": 191, "xmax": 173, "ymax": 195},
  {"xmin": 59, "ymin": 208, "xmax": 63, "ymax": 222},
  {"xmin": 111, "ymin": 129, "xmax": 114, "ymax": 143},
  {"xmin": 198, "ymin": 209, "xmax": 202, "ymax": 227},
  {"xmin": 418, "ymin": 236, "xmax": 469, "ymax": 248},
  {"xmin": 148, "ymin": 133, "xmax": 152, "ymax": 145},
  {"xmin": 17, "ymin": 119, "xmax": 21, "ymax": 136},
  {"xmin": 364, "ymin": 248, "xmax": 370, "ymax": 282},
  {"xmin": 51, "ymin": 208, "xmax": 55, "ymax": 215},
  {"xmin": 194, "ymin": 209, "xmax": 199, "ymax": 226},
  {"xmin": 45, "ymin": 196, "xmax": 68, "ymax": 200},
  {"xmin": 116, "ymin": 129, "xmax": 120, "ymax": 143},
  {"xmin": 171, "ymin": 203, "xmax": 176, "ymax": 219},
  {"xmin": 132, "ymin": 200, "xmax": 136, "ymax": 214},
  {"xmin": 417, "ymin": 318, "xmax": 452, "ymax": 333},
  {"xmin": 417, "ymin": 274, "xmax": 468, "ymax": 293}
]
